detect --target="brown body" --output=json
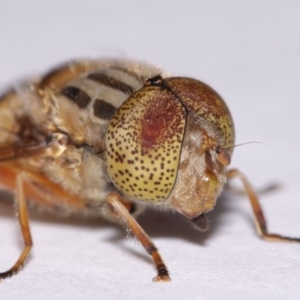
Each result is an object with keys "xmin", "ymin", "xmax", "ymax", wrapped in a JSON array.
[{"xmin": 0, "ymin": 59, "xmax": 299, "ymax": 282}]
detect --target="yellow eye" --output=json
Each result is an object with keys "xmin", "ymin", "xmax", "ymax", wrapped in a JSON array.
[{"xmin": 105, "ymin": 84, "xmax": 186, "ymax": 202}]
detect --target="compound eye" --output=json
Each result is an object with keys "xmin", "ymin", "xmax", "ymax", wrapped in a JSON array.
[
  {"xmin": 105, "ymin": 83, "xmax": 186, "ymax": 203},
  {"xmin": 215, "ymin": 146, "xmax": 231, "ymax": 166}
]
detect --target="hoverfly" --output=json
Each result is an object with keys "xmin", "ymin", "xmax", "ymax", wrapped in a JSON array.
[{"xmin": 0, "ymin": 59, "xmax": 299, "ymax": 282}]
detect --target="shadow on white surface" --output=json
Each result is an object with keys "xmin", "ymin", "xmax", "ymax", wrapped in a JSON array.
[{"xmin": 0, "ymin": 188, "xmax": 248, "ymax": 246}]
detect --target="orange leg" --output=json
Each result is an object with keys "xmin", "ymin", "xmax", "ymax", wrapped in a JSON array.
[
  {"xmin": 228, "ymin": 168, "xmax": 300, "ymax": 243},
  {"xmin": 0, "ymin": 165, "xmax": 88, "ymax": 281},
  {"xmin": 106, "ymin": 192, "xmax": 170, "ymax": 282},
  {"xmin": 0, "ymin": 164, "xmax": 86, "ymax": 209},
  {"xmin": 0, "ymin": 173, "xmax": 33, "ymax": 280}
]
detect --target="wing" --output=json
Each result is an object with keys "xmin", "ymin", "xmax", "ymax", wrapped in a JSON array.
[{"xmin": 0, "ymin": 142, "xmax": 46, "ymax": 162}]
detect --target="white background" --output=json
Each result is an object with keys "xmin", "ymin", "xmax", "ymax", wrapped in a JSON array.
[{"xmin": 0, "ymin": 1, "xmax": 300, "ymax": 299}]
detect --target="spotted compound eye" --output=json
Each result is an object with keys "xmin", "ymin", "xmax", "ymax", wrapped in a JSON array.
[{"xmin": 105, "ymin": 84, "xmax": 186, "ymax": 202}]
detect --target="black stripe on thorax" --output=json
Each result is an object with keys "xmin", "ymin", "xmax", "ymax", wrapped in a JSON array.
[
  {"xmin": 87, "ymin": 73, "xmax": 134, "ymax": 95},
  {"xmin": 93, "ymin": 98, "xmax": 117, "ymax": 120},
  {"xmin": 60, "ymin": 86, "xmax": 91, "ymax": 108}
]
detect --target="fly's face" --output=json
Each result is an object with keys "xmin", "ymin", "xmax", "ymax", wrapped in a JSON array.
[
  {"xmin": 105, "ymin": 76, "xmax": 235, "ymax": 227},
  {"xmin": 170, "ymin": 113, "xmax": 227, "ymax": 221}
]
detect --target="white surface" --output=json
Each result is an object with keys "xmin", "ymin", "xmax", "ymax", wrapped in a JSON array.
[{"xmin": 0, "ymin": 1, "xmax": 300, "ymax": 299}]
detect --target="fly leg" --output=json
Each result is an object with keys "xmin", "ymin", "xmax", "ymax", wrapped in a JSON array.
[
  {"xmin": 0, "ymin": 165, "xmax": 87, "ymax": 281},
  {"xmin": 228, "ymin": 168, "xmax": 300, "ymax": 243},
  {"xmin": 106, "ymin": 192, "xmax": 170, "ymax": 282},
  {"xmin": 0, "ymin": 172, "xmax": 33, "ymax": 280}
]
